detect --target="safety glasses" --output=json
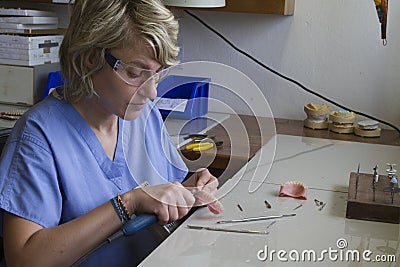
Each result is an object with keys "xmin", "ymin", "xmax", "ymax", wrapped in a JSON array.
[{"xmin": 104, "ymin": 51, "xmax": 167, "ymax": 86}]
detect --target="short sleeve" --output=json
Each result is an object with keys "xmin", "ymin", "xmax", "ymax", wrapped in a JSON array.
[{"xmin": 0, "ymin": 132, "xmax": 62, "ymax": 228}]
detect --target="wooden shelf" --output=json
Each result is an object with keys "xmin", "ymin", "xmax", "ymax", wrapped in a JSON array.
[
  {"xmin": 13, "ymin": 0, "xmax": 70, "ymax": 3},
  {"xmin": 13, "ymin": 0, "xmax": 53, "ymax": 2},
  {"xmin": 172, "ymin": 0, "xmax": 295, "ymax": 15},
  {"xmin": 13, "ymin": 0, "xmax": 295, "ymax": 15}
]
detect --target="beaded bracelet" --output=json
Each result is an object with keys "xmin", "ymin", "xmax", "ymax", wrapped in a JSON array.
[
  {"xmin": 110, "ymin": 197, "xmax": 125, "ymax": 223},
  {"xmin": 117, "ymin": 194, "xmax": 131, "ymax": 220},
  {"xmin": 110, "ymin": 195, "xmax": 131, "ymax": 224}
]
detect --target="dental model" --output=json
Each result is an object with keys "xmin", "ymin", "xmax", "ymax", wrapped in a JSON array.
[
  {"xmin": 279, "ymin": 181, "xmax": 308, "ymax": 200},
  {"xmin": 303, "ymin": 103, "xmax": 330, "ymax": 129},
  {"xmin": 0, "ymin": 110, "xmax": 25, "ymax": 120},
  {"xmin": 354, "ymin": 120, "xmax": 381, "ymax": 137},
  {"xmin": 329, "ymin": 110, "xmax": 355, "ymax": 134}
]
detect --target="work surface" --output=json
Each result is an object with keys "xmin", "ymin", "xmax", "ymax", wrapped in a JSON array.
[
  {"xmin": 1, "ymin": 107, "xmax": 399, "ymax": 266},
  {"xmin": 139, "ymin": 134, "xmax": 400, "ymax": 267}
]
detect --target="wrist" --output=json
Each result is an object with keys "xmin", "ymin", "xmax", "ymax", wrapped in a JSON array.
[{"xmin": 121, "ymin": 191, "xmax": 136, "ymax": 216}]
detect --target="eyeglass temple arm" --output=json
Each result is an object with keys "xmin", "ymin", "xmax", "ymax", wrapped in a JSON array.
[{"xmin": 104, "ymin": 52, "xmax": 120, "ymax": 71}]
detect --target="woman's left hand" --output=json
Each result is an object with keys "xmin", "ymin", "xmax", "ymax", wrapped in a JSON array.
[
  {"xmin": 193, "ymin": 168, "xmax": 224, "ymax": 214},
  {"xmin": 194, "ymin": 168, "xmax": 218, "ymax": 195}
]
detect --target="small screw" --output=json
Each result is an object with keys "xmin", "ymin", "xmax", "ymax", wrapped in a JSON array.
[
  {"xmin": 318, "ymin": 203, "xmax": 326, "ymax": 211},
  {"xmin": 314, "ymin": 199, "xmax": 323, "ymax": 206},
  {"xmin": 237, "ymin": 204, "xmax": 243, "ymax": 211},
  {"xmin": 264, "ymin": 200, "xmax": 272, "ymax": 209}
]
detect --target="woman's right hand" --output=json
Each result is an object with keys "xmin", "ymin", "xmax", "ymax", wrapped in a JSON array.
[{"xmin": 126, "ymin": 182, "xmax": 195, "ymax": 225}]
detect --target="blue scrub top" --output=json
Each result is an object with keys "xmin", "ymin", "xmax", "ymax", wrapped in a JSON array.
[{"xmin": 0, "ymin": 92, "xmax": 188, "ymax": 229}]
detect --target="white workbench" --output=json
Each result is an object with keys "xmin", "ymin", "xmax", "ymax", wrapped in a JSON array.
[{"xmin": 139, "ymin": 134, "xmax": 400, "ymax": 267}]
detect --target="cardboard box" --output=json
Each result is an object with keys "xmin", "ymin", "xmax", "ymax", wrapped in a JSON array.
[
  {"xmin": 0, "ymin": 63, "xmax": 60, "ymax": 105},
  {"xmin": 0, "ymin": 34, "xmax": 63, "ymax": 49}
]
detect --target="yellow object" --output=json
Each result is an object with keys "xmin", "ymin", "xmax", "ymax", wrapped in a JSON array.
[
  {"xmin": 304, "ymin": 103, "xmax": 330, "ymax": 115},
  {"xmin": 303, "ymin": 103, "xmax": 330, "ymax": 130},
  {"xmin": 185, "ymin": 142, "xmax": 214, "ymax": 151},
  {"xmin": 328, "ymin": 110, "xmax": 355, "ymax": 134},
  {"xmin": 329, "ymin": 110, "xmax": 355, "ymax": 124},
  {"xmin": 354, "ymin": 126, "xmax": 381, "ymax": 138}
]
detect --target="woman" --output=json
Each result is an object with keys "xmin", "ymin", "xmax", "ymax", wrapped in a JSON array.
[{"xmin": 0, "ymin": 0, "xmax": 218, "ymax": 265}]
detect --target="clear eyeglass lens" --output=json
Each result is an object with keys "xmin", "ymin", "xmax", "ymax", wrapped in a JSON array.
[{"xmin": 116, "ymin": 61, "xmax": 163, "ymax": 86}]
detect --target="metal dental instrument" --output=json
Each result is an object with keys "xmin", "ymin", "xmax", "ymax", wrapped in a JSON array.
[
  {"xmin": 266, "ymin": 221, "xmax": 277, "ymax": 229},
  {"xmin": 373, "ymin": 165, "xmax": 378, "ymax": 202},
  {"xmin": 355, "ymin": 163, "xmax": 360, "ymax": 199},
  {"xmin": 187, "ymin": 225, "xmax": 269, "ymax": 235},
  {"xmin": 216, "ymin": 213, "xmax": 296, "ymax": 224},
  {"xmin": 293, "ymin": 204, "xmax": 303, "ymax": 210}
]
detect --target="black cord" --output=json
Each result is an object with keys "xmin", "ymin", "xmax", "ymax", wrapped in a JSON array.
[
  {"xmin": 184, "ymin": 10, "xmax": 400, "ymax": 135},
  {"xmin": 71, "ymin": 231, "xmax": 123, "ymax": 266}
]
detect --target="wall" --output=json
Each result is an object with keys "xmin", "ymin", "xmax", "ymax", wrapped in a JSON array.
[
  {"xmin": 177, "ymin": 0, "xmax": 400, "ymax": 129},
  {"xmin": 2, "ymin": 1, "xmax": 399, "ymax": 129}
]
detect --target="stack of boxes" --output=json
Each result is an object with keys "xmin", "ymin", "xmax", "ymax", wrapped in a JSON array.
[
  {"xmin": 0, "ymin": 7, "xmax": 62, "ymax": 66},
  {"xmin": 0, "ymin": 8, "xmax": 63, "ymax": 106},
  {"xmin": 0, "ymin": 34, "xmax": 63, "ymax": 66}
]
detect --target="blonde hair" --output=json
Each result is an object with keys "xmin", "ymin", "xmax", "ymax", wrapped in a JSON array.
[{"xmin": 59, "ymin": 0, "xmax": 179, "ymax": 101}]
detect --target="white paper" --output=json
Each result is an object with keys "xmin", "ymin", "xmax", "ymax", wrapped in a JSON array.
[
  {"xmin": 0, "ymin": 17, "xmax": 58, "ymax": 24},
  {"xmin": 0, "ymin": 23, "xmax": 58, "ymax": 30},
  {"xmin": 0, "ymin": 8, "xmax": 55, "ymax": 17},
  {"xmin": 154, "ymin": 97, "xmax": 188, "ymax": 112}
]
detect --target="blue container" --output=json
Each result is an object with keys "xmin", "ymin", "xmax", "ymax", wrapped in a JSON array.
[
  {"xmin": 42, "ymin": 71, "xmax": 64, "ymax": 99},
  {"xmin": 156, "ymin": 75, "xmax": 210, "ymax": 120}
]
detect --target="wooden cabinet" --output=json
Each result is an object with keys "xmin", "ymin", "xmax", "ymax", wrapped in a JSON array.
[{"xmin": 174, "ymin": 0, "xmax": 295, "ymax": 15}]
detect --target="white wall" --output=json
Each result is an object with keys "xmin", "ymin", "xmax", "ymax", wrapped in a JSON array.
[
  {"xmin": 2, "ymin": 1, "xmax": 399, "ymax": 129},
  {"xmin": 177, "ymin": 0, "xmax": 400, "ymax": 129}
]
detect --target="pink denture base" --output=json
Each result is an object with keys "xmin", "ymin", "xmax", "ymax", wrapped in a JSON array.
[{"xmin": 279, "ymin": 182, "xmax": 308, "ymax": 200}]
